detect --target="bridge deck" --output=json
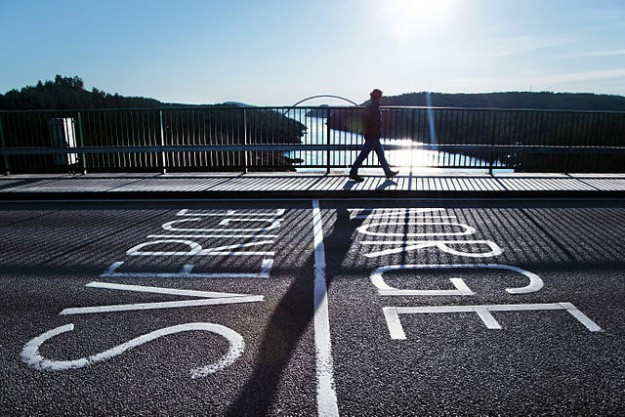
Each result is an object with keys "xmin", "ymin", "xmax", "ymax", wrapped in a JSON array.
[{"xmin": 1, "ymin": 172, "xmax": 625, "ymax": 200}]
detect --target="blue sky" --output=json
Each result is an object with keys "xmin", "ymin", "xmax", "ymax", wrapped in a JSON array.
[{"xmin": 1, "ymin": 0, "xmax": 625, "ymax": 105}]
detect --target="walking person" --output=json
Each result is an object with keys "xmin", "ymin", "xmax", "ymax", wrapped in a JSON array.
[{"xmin": 349, "ymin": 89, "xmax": 399, "ymax": 182}]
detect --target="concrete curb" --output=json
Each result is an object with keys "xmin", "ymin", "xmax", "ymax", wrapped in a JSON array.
[{"xmin": 2, "ymin": 189, "xmax": 625, "ymax": 201}]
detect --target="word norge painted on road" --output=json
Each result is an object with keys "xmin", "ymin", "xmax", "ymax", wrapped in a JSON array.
[
  {"xmin": 349, "ymin": 208, "xmax": 603, "ymax": 339},
  {"xmin": 22, "ymin": 208, "xmax": 286, "ymax": 378}
]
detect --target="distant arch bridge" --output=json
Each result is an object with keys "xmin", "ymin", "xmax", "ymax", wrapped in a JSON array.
[
  {"xmin": 291, "ymin": 95, "xmax": 359, "ymax": 107},
  {"xmin": 282, "ymin": 95, "xmax": 360, "ymax": 115}
]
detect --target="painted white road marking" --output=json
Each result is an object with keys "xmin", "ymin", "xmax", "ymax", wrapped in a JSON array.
[
  {"xmin": 348, "ymin": 208, "xmax": 448, "ymax": 219},
  {"xmin": 162, "ymin": 218, "xmax": 283, "ymax": 233},
  {"xmin": 100, "ymin": 259, "xmax": 273, "ymax": 279},
  {"xmin": 60, "ymin": 281, "xmax": 263, "ymax": 315},
  {"xmin": 312, "ymin": 199, "xmax": 339, "ymax": 417},
  {"xmin": 126, "ymin": 239, "xmax": 275, "ymax": 256},
  {"xmin": 148, "ymin": 234, "xmax": 279, "ymax": 238},
  {"xmin": 357, "ymin": 221, "xmax": 477, "ymax": 237},
  {"xmin": 60, "ymin": 296, "xmax": 264, "ymax": 315},
  {"xmin": 383, "ymin": 303, "xmax": 604, "ymax": 340},
  {"xmin": 20, "ymin": 206, "xmax": 286, "ymax": 381},
  {"xmin": 21, "ymin": 322, "xmax": 244, "ymax": 378},
  {"xmin": 361, "ymin": 240, "xmax": 503, "ymax": 258},
  {"xmin": 177, "ymin": 208, "xmax": 286, "ymax": 217},
  {"xmin": 370, "ymin": 264, "xmax": 544, "ymax": 296},
  {"xmin": 85, "ymin": 281, "xmax": 254, "ymax": 298}
]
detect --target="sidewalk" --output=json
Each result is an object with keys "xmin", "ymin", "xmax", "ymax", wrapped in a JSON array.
[{"xmin": 1, "ymin": 172, "xmax": 625, "ymax": 200}]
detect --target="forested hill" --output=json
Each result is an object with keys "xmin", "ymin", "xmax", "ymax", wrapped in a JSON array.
[
  {"xmin": 378, "ymin": 92, "xmax": 625, "ymax": 111},
  {"xmin": 0, "ymin": 75, "xmax": 166, "ymax": 110},
  {"xmin": 4, "ymin": 76, "xmax": 625, "ymax": 112}
]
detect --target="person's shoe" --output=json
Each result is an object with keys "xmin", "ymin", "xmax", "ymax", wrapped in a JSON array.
[
  {"xmin": 385, "ymin": 170, "xmax": 400, "ymax": 179},
  {"xmin": 349, "ymin": 173, "xmax": 364, "ymax": 182}
]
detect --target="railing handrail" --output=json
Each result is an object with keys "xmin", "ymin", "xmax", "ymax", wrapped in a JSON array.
[
  {"xmin": 2, "ymin": 105, "xmax": 625, "ymax": 115},
  {"xmin": 381, "ymin": 106, "xmax": 625, "ymax": 114},
  {"xmin": 2, "ymin": 105, "xmax": 625, "ymax": 175},
  {"xmin": 3, "ymin": 144, "xmax": 625, "ymax": 155},
  {"xmin": 0, "ymin": 105, "xmax": 364, "ymax": 114}
]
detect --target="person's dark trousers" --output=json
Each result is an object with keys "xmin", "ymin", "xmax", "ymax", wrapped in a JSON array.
[{"xmin": 349, "ymin": 134, "xmax": 392, "ymax": 176}]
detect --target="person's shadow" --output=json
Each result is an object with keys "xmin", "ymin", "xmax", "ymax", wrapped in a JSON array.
[
  {"xmin": 224, "ymin": 204, "xmax": 366, "ymax": 416},
  {"xmin": 342, "ymin": 176, "xmax": 399, "ymax": 192},
  {"xmin": 377, "ymin": 178, "xmax": 398, "ymax": 190}
]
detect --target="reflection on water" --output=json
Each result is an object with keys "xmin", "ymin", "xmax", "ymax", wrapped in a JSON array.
[{"xmin": 285, "ymin": 113, "xmax": 512, "ymax": 173}]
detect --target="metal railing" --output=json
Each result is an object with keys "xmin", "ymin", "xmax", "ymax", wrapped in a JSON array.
[{"xmin": 1, "ymin": 106, "xmax": 625, "ymax": 175}]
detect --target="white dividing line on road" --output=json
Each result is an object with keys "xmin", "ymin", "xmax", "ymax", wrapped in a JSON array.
[{"xmin": 312, "ymin": 199, "xmax": 340, "ymax": 417}]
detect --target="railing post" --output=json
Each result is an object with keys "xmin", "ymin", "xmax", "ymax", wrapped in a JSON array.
[
  {"xmin": 77, "ymin": 112, "xmax": 88, "ymax": 175},
  {"xmin": 410, "ymin": 108, "xmax": 416, "ymax": 176},
  {"xmin": 564, "ymin": 113, "xmax": 573, "ymax": 174},
  {"xmin": 243, "ymin": 108, "xmax": 248, "ymax": 174},
  {"xmin": 0, "ymin": 114, "xmax": 9, "ymax": 175},
  {"xmin": 326, "ymin": 107, "xmax": 331, "ymax": 174},
  {"xmin": 489, "ymin": 110, "xmax": 496, "ymax": 175},
  {"xmin": 159, "ymin": 110, "xmax": 167, "ymax": 174}
]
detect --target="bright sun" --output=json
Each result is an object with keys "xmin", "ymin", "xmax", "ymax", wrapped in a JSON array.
[{"xmin": 386, "ymin": 0, "xmax": 455, "ymax": 39}]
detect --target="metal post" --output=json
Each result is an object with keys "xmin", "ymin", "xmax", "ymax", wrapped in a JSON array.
[
  {"xmin": 0, "ymin": 114, "xmax": 9, "ymax": 175},
  {"xmin": 243, "ymin": 108, "xmax": 248, "ymax": 173},
  {"xmin": 77, "ymin": 112, "xmax": 88, "ymax": 174},
  {"xmin": 326, "ymin": 107, "xmax": 331, "ymax": 174},
  {"xmin": 489, "ymin": 110, "xmax": 496, "ymax": 175},
  {"xmin": 159, "ymin": 110, "xmax": 167, "ymax": 174},
  {"xmin": 410, "ymin": 108, "xmax": 416, "ymax": 176},
  {"xmin": 564, "ymin": 113, "xmax": 574, "ymax": 174}
]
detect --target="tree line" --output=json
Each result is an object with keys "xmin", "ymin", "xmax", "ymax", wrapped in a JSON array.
[
  {"xmin": 377, "ymin": 91, "xmax": 625, "ymax": 111},
  {"xmin": 0, "ymin": 75, "xmax": 305, "ymax": 172},
  {"xmin": 0, "ymin": 75, "xmax": 165, "ymax": 110},
  {"xmin": 327, "ymin": 92, "xmax": 625, "ymax": 172}
]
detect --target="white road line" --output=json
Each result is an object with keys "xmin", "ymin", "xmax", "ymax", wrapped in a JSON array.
[
  {"xmin": 100, "ymin": 259, "xmax": 273, "ymax": 279},
  {"xmin": 312, "ymin": 199, "xmax": 339, "ymax": 417},
  {"xmin": 370, "ymin": 264, "xmax": 543, "ymax": 296},
  {"xmin": 383, "ymin": 303, "xmax": 604, "ymax": 339},
  {"xmin": 85, "ymin": 281, "xmax": 253, "ymax": 298},
  {"xmin": 60, "ymin": 296, "xmax": 264, "ymax": 315},
  {"xmin": 177, "ymin": 208, "xmax": 286, "ymax": 216},
  {"xmin": 147, "ymin": 234, "xmax": 279, "ymax": 239}
]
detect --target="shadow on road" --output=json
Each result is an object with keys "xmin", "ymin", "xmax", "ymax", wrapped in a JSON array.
[{"xmin": 224, "ymin": 203, "xmax": 364, "ymax": 416}]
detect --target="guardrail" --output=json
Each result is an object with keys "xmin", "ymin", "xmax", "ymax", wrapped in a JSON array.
[{"xmin": 1, "ymin": 106, "xmax": 624, "ymax": 174}]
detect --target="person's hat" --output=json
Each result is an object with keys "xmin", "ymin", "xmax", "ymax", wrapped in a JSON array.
[{"xmin": 370, "ymin": 89, "xmax": 383, "ymax": 99}]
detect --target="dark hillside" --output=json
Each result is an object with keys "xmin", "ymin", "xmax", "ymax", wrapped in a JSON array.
[
  {"xmin": 0, "ymin": 75, "xmax": 164, "ymax": 110},
  {"xmin": 378, "ymin": 91, "xmax": 625, "ymax": 111},
  {"xmin": 0, "ymin": 76, "xmax": 305, "ymax": 172},
  {"xmin": 326, "ymin": 91, "xmax": 625, "ymax": 172}
]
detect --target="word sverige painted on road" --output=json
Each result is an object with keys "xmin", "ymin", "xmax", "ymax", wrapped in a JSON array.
[
  {"xmin": 349, "ymin": 207, "xmax": 603, "ymax": 338},
  {"xmin": 22, "ymin": 208, "xmax": 286, "ymax": 378}
]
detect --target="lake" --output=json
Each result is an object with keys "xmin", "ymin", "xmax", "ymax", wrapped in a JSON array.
[{"xmin": 284, "ymin": 112, "xmax": 512, "ymax": 173}]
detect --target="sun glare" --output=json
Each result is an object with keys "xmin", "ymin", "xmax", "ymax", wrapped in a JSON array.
[{"xmin": 386, "ymin": 0, "xmax": 455, "ymax": 39}]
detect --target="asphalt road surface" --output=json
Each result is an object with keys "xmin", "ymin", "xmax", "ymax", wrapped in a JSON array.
[{"xmin": 1, "ymin": 198, "xmax": 624, "ymax": 416}]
